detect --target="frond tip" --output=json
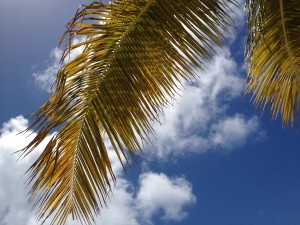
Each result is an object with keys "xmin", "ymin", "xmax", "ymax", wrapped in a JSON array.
[
  {"xmin": 22, "ymin": 0, "xmax": 235, "ymax": 224},
  {"xmin": 245, "ymin": 0, "xmax": 300, "ymax": 126}
]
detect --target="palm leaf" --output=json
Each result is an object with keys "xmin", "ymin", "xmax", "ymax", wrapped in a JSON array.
[
  {"xmin": 22, "ymin": 0, "xmax": 235, "ymax": 224},
  {"xmin": 245, "ymin": 0, "xmax": 300, "ymax": 126}
]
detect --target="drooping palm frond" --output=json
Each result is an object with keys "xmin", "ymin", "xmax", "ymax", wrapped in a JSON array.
[
  {"xmin": 245, "ymin": 0, "xmax": 300, "ymax": 126},
  {"xmin": 22, "ymin": 1, "xmax": 235, "ymax": 224}
]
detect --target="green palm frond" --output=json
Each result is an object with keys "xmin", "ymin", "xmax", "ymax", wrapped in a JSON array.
[
  {"xmin": 22, "ymin": 0, "xmax": 234, "ymax": 224},
  {"xmin": 245, "ymin": 0, "xmax": 300, "ymax": 126}
]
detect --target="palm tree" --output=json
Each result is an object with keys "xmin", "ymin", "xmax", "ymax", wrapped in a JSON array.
[{"xmin": 21, "ymin": 0, "xmax": 299, "ymax": 224}]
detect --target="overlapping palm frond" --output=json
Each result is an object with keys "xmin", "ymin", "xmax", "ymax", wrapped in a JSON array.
[
  {"xmin": 245, "ymin": 0, "xmax": 300, "ymax": 125},
  {"xmin": 22, "ymin": 0, "xmax": 234, "ymax": 224}
]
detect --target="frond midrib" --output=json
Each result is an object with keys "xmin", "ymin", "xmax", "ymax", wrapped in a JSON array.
[
  {"xmin": 48, "ymin": 0, "xmax": 158, "ymax": 217},
  {"xmin": 103, "ymin": 0, "xmax": 155, "ymax": 74},
  {"xmin": 279, "ymin": 0, "xmax": 298, "ymax": 76}
]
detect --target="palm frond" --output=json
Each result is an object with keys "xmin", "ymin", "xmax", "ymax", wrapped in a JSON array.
[
  {"xmin": 245, "ymin": 0, "xmax": 300, "ymax": 126},
  {"xmin": 22, "ymin": 0, "xmax": 234, "ymax": 224}
]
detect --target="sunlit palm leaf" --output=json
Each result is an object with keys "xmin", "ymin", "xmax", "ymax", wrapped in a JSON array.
[
  {"xmin": 245, "ymin": 0, "xmax": 300, "ymax": 125},
  {"xmin": 22, "ymin": 0, "xmax": 234, "ymax": 224}
]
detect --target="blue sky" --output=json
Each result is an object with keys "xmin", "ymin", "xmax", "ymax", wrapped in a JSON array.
[{"xmin": 0, "ymin": 1, "xmax": 300, "ymax": 225}]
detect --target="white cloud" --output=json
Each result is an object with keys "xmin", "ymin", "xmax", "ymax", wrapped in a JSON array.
[
  {"xmin": 210, "ymin": 114, "xmax": 259, "ymax": 151},
  {"xmin": 145, "ymin": 47, "xmax": 262, "ymax": 160},
  {"xmin": 32, "ymin": 38, "xmax": 85, "ymax": 92},
  {"xmin": 0, "ymin": 116, "xmax": 52, "ymax": 225},
  {"xmin": 32, "ymin": 47, "xmax": 62, "ymax": 92},
  {"xmin": 95, "ymin": 179, "xmax": 139, "ymax": 225},
  {"xmin": 136, "ymin": 172, "xmax": 196, "ymax": 223}
]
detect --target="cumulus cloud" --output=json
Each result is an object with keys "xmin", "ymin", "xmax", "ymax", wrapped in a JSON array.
[
  {"xmin": 32, "ymin": 47, "xmax": 62, "ymax": 92},
  {"xmin": 0, "ymin": 116, "xmax": 52, "ymax": 225},
  {"xmin": 32, "ymin": 38, "xmax": 84, "ymax": 92},
  {"xmin": 0, "ymin": 116, "xmax": 195, "ymax": 225},
  {"xmin": 210, "ymin": 114, "xmax": 259, "ymax": 151},
  {"xmin": 145, "ymin": 48, "xmax": 262, "ymax": 160},
  {"xmin": 136, "ymin": 172, "xmax": 196, "ymax": 223},
  {"xmin": 95, "ymin": 179, "xmax": 139, "ymax": 225}
]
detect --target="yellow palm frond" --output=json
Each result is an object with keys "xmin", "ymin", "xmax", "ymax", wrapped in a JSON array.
[
  {"xmin": 245, "ymin": 0, "xmax": 300, "ymax": 126},
  {"xmin": 22, "ymin": 0, "xmax": 235, "ymax": 224}
]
